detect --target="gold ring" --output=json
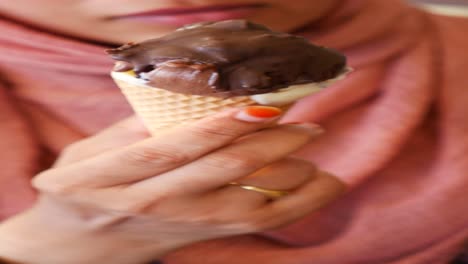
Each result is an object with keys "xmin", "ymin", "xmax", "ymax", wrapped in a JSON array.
[{"xmin": 228, "ymin": 182, "xmax": 290, "ymax": 199}]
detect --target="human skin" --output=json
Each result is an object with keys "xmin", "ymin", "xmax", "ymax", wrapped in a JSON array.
[
  {"xmin": 0, "ymin": 108, "xmax": 345, "ymax": 264},
  {"xmin": 0, "ymin": 1, "xmax": 345, "ymax": 263},
  {"xmin": 0, "ymin": 0, "xmax": 339, "ymax": 44}
]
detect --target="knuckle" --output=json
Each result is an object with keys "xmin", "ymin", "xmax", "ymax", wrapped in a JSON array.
[
  {"xmin": 249, "ymin": 215, "xmax": 274, "ymax": 230},
  {"xmin": 277, "ymin": 158, "xmax": 317, "ymax": 175},
  {"xmin": 250, "ymin": 212, "xmax": 287, "ymax": 230},
  {"xmin": 188, "ymin": 124, "xmax": 239, "ymax": 139},
  {"xmin": 204, "ymin": 152, "xmax": 266, "ymax": 170},
  {"xmin": 193, "ymin": 214, "xmax": 227, "ymax": 226},
  {"xmin": 123, "ymin": 145, "xmax": 191, "ymax": 166},
  {"xmin": 233, "ymin": 218, "xmax": 266, "ymax": 233},
  {"xmin": 236, "ymin": 217, "xmax": 273, "ymax": 232},
  {"xmin": 109, "ymin": 200, "xmax": 151, "ymax": 215},
  {"xmin": 289, "ymin": 158, "xmax": 317, "ymax": 171},
  {"xmin": 194, "ymin": 214, "xmax": 253, "ymax": 234}
]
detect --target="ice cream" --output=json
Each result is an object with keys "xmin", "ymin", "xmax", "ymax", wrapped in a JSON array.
[{"xmin": 106, "ymin": 20, "xmax": 348, "ymax": 133}]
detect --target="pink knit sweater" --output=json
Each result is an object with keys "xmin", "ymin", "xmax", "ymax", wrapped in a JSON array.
[{"xmin": 0, "ymin": 0, "xmax": 467, "ymax": 263}]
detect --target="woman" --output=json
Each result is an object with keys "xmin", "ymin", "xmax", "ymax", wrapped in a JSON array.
[{"xmin": 0, "ymin": 0, "xmax": 467, "ymax": 263}]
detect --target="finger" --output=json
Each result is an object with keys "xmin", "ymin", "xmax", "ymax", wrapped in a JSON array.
[
  {"xmin": 55, "ymin": 116, "xmax": 149, "ymax": 166},
  {"xmin": 34, "ymin": 106, "xmax": 283, "ymax": 189},
  {"xmin": 248, "ymin": 171, "xmax": 346, "ymax": 230},
  {"xmin": 235, "ymin": 158, "xmax": 316, "ymax": 190},
  {"xmin": 81, "ymin": 116, "xmax": 149, "ymax": 150},
  {"xmin": 202, "ymin": 158, "xmax": 317, "ymax": 212},
  {"xmin": 128, "ymin": 123, "xmax": 323, "ymax": 196},
  {"xmin": 140, "ymin": 158, "xmax": 316, "ymax": 219}
]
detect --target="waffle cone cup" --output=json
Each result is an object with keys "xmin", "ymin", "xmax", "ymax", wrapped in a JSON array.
[
  {"xmin": 111, "ymin": 74, "xmax": 287, "ymax": 135},
  {"xmin": 111, "ymin": 67, "xmax": 350, "ymax": 135}
]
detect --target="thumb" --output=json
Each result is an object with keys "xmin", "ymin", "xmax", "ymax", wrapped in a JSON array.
[{"xmin": 55, "ymin": 115, "xmax": 150, "ymax": 166}]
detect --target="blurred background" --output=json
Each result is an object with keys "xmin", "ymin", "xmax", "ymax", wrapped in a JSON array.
[{"xmin": 409, "ymin": 0, "xmax": 468, "ymax": 16}]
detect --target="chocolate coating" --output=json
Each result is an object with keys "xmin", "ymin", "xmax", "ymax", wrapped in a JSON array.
[{"xmin": 107, "ymin": 20, "xmax": 346, "ymax": 97}]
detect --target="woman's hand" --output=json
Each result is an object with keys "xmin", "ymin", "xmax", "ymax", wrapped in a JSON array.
[{"xmin": 0, "ymin": 107, "xmax": 345, "ymax": 264}]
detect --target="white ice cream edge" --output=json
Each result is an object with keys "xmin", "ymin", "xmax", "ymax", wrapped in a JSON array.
[{"xmin": 111, "ymin": 67, "xmax": 352, "ymax": 106}]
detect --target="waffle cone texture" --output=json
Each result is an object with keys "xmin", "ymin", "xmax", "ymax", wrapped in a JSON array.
[{"xmin": 112, "ymin": 77, "xmax": 275, "ymax": 135}]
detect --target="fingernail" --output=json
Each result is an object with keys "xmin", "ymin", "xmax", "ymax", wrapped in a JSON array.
[
  {"xmin": 235, "ymin": 106, "xmax": 282, "ymax": 123},
  {"xmin": 288, "ymin": 123, "xmax": 325, "ymax": 136},
  {"xmin": 317, "ymin": 170, "xmax": 348, "ymax": 195}
]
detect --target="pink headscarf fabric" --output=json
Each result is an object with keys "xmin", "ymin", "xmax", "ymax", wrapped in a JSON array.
[{"xmin": 0, "ymin": 0, "xmax": 467, "ymax": 263}]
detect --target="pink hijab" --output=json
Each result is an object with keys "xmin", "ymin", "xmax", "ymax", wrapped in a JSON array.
[{"xmin": 0, "ymin": 0, "xmax": 467, "ymax": 263}]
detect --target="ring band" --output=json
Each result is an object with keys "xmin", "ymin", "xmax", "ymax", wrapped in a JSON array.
[{"xmin": 228, "ymin": 182, "xmax": 290, "ymax": 199}]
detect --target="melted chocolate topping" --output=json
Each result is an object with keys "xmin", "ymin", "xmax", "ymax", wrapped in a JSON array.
[{"xmin": 107, "ymin": 20, "xmax": 346, "ymax": 97}]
